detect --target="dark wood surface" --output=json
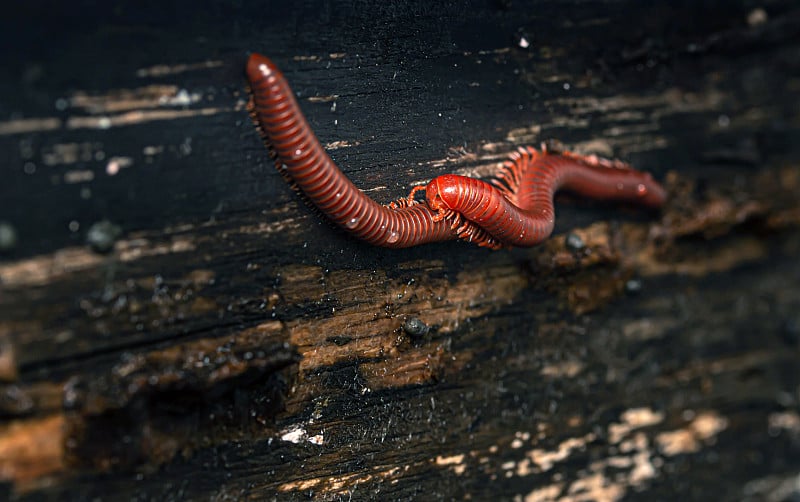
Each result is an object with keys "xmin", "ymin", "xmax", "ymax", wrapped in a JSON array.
[{"xmin": 1, "ymin": 1, "xmax": 799, "ymax": 500}]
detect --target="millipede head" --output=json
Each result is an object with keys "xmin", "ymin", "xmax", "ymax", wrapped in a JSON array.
[
  {"xmin": 422, "ymin": 179, "xmax": 505, "ymax": 249},
  {"xmin": 246, "ymin": 53, "xmax": 285, "ymax": 84},
  {"xmin": 424, "ymin": 174, "xmax": 463, "ymax": 213}
]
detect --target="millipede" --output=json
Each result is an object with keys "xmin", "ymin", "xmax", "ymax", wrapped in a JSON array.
[
  {"xmin": 245, "ymin": 52, "xmax": 666, "ymax": 249},
  {"xmin": 246, "ymin": 53, "xmax": 499, "ymax": 249},
  {"xmin": 417, "ymin": 144, "xmax": 667, "ymax": 248}
]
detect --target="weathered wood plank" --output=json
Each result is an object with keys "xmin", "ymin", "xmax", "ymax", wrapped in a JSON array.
[{"xmin": 1, "ymin": 0, "xmax": 799, "ymax": 500}]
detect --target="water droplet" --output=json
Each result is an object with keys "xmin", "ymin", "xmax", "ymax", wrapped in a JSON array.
[
  {"xmin": 106, "ymin": 160, "xmax": 120, "ymax": 176},
  {"xmin": 565, "ymin": 232, "xmax": 585, "ymax": 251},
  {"xmin": 345, "ymin": 217, "xmax": 359, "ymax": 229},
  {"xmin": 258, "ymin": 63, "xmax": 272, "ymax": 77},
  {"xmin": 179, "ymin": 137, "xmax": 192, "ymax": 156},
  {"xmin": 294, "ymin": 148, "xmax": 303, "ymax": 157},
  {"xmin": 616, "ymin": 182, "xmax": 624, "ymax": 191},
  {"xmin": 0, "ymin": 222, "xmax": 18, "ymax": 252},
  {"xmin": 636, "ymin": 183, "xmax": 648, "ymax": 196},
  {"xmin": 386, "ymin": 231, "xmax": 400, "ymax": 244},
  {"xmin": 625, "ymin": 278, "xmax": 643, "ymax": 294}
]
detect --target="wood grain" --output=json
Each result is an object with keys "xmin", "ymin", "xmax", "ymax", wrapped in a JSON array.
[{"xmin": 1, "ymin": 0, "xmax": 799, "ymax": 500}]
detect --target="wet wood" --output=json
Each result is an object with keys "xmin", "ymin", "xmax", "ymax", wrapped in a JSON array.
[{"xmin": 1, "ymin": 0, "xmax": 800, "ymax": 500}]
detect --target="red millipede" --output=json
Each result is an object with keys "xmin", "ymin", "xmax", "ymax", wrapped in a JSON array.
[
  {"xmin": 246, "ymin": 52, "xmax": 666, "ymax": 249},
  {"xmin": 246, "ymin": 53, "xmax": 499, "ymax": 249},
  {"xmin": 419, "ymin": 144, "xmax": 667, "ymax": 247}
]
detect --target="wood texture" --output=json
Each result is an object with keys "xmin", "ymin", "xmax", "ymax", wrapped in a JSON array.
[{"xmin": 1, "ymin": 1, "xmax": 800, "ymax": 500}]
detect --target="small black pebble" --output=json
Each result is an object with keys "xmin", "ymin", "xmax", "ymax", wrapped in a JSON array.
[
  {"xmin": 781, "ymin": 317, "xmax": 799, "ymax": 345},
  {"xmin": 327, "ymin": 335, "xmax": 352, "ymax": 346},
  {"xmin": 86, "ymin": 220, "xmax": 122, "ymax": 253},
  {"xmin": 403, "ymin": 317, "xmax": 430, "ymax": 337}
]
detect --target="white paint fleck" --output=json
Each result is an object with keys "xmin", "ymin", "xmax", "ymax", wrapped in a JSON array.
[{"xmin": 280, "ymin": 425, "xmax": 307, "ymax": 444}]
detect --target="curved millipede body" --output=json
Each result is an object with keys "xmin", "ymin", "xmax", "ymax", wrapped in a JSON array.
[
  {"xmin": 423, "ymin": 145, "xmax": 667, "ymax": 247},
  {"xmin": 246, "ymin": 52, "xmax": 666, "ymax": 249},
  {"xmin": 245, "ymin": 53, "xmax": 499, "ymax": 249}
]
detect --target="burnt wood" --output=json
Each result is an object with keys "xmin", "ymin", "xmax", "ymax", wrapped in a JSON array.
[{"xmin": 1, "ymin": 1, "xmax": 800, "ymax": 500}]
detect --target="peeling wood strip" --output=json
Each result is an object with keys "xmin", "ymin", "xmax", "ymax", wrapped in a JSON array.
[
  {"xmin": 0, "ymin": 118, "xmax": 61, "ymax": 136},
  {"xmin": 0, "ymin": 415, "xmax": 65, "ymax": 487}
]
